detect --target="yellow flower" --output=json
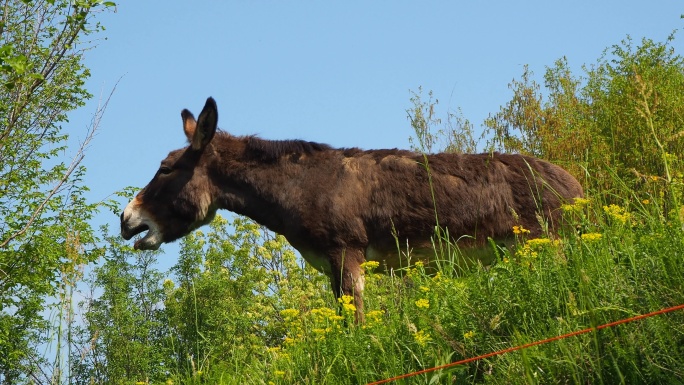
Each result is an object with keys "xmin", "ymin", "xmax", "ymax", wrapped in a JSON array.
[
  {"xmin": 366, "ymin": 309, "xmax": 385, "ymax": 325},
  {"xmin": 419, "ymin": 285, "xmax": 430, "ymax": 293},
  {"xmin": 280, "ymin": 308, "xmax": 300, "ymax": 320},
  {"xmin": 166, "ymin": 380, "xmax": 174, "ymax": 385},
  {"xmin": 603, "ymin": 204, "xmax": 631, "ymax": 224},
  {"xmin": 463, "ymin": 330, "xmax": 475, "ymax": 339},
  {"xmin": 311, "ymin": 307, "xmax": 334, "ymax": 317},
  {"xmin": 512, "ymin": 225, "xmax": 531, "ymax": 235},
  {"xmin": 415, "ymin": 298, "xmax": 430, "ymax": 309},
  {"xmin": 338, "ymin": 295, "xmax": 356, "ymax": 313},
  {"xmin": 525, "ymin": 238, "xmax": 552, "ymax": 248},
  {"xmin": 642, "ymin": 199, "xmax": 650, "ymax": 205},
  {"xmin": 432, "ymin": 271, "xmax": 442, "ymax": 282},
  {"xmin": 414, "ymin": 330, "xmax": 432, "ymax": 347},
  {"xmin": 312, "ymin": 306, "xmax": 344, "ymax": 324},
  {"xmin": 414, "ymin": 260, "xmax": 424, "ymax": 268},
  {"xmin": 561, "ymin": 204, "xmax": 574, "ymax": 212},
  {"xmin": 562, "ymin": 197, "xmax": 590, "ymax": 214},
  {"xmin": 573, "ymin": 197, "xmax": 591, "ymax": 206},
  {"xmin": 360, "ymin": 260, "xmax": 380, "ymax": 272},
  {"xmin": 517, "ymin": 245, "xmax": 538, "ymax": 260},
  {"xmin": 581, "ymin": 233, "xmax": 602, "ymax": 242},
  {"xmin": 275, "ymin": 370, "xmax": 286, "ymax": 377}
]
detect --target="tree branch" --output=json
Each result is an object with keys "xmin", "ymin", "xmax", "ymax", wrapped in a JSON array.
[{"xmin": 0, "ymin": 80, "xmax": 119, "ymax": 249}]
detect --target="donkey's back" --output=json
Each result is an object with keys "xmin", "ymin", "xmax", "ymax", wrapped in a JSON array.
[{"xmin": 300, "ymin": 148, "xmax": 582, "ymax": 271}]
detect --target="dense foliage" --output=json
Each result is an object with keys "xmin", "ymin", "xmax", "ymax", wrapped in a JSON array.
[
  {"xmin": 0, "ymin": 0, "xmax": 115, "ymax": 382},
  {"xmin": 483, "ymin": 35, "xmax": 684, "ymax": 198},
  {"xmin": 76, "ymin": 198, "xmax": 684, "ymax": 384}
]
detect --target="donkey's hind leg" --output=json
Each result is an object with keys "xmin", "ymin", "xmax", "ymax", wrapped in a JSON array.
[{"xmin": 328, "ymin": 247, "xmax": 366, "ymax": 324}]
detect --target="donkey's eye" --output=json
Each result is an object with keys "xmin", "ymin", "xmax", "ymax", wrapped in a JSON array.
[{"xmin": 159, "ymin": 166, "xmax": 173, "ymax": 175}]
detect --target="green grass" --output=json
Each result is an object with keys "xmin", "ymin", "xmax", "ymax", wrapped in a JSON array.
[{"xmin": 164, "ymin": 193, "xmax": 684, "ymax": 385}]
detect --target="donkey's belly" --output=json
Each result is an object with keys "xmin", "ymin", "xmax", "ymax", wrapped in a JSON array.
[
  {"xmin": 364, "ymin": 244, "xmax": 434, "ymax": 271},
  {"xmin": 364, "ymin": 240, "xmax": 505, "ymax": 273},
  {"xmin": 299, "ymin": 249, "xmax": 333, "ymax": 276},
  {"xmin": 296, "ymin": 239, "xmax": 508, "ymax": 277}
]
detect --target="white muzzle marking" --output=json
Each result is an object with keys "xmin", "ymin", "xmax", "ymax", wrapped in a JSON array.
[{"xmin": 122, "ymin": 198, "xmax": 163, "ymax": 250}]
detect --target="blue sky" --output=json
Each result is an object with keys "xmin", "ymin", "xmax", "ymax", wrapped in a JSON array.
[{"xmin": 67, "ymin": 1, "xmax": 682, "ymax": 262}]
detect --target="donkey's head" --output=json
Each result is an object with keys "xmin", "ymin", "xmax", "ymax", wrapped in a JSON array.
[{"xmin": 121, "ymin": 97, "xmax": 220, "ymax": 250}]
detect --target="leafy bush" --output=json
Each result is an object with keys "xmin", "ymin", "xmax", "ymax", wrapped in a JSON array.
[{"xmin": 483, "ymin": 36, "xmax": 684, "ymax": 203}]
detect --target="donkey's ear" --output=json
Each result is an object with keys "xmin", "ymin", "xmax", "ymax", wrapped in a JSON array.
[
  {"xmin": 181, "ymin": 109, "xmax": 196, "ymax": 141},
  {"xmin": 190, "ymin": 97, "xmax": 218, "ymax": 151}
]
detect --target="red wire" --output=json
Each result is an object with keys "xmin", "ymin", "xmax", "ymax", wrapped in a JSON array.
[{"xmin": 366, "ymin": 303, "xmax": 684, "ymax": 385}]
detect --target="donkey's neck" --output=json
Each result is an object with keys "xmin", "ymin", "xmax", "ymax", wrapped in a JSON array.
[{"xmin": 212, "ymin": 135, "xmax": 333, "ymax": 240}]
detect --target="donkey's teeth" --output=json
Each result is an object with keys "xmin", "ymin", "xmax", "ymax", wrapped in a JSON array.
[
  {"xmin": 122, "ymin": 223, "xmax": 149, "ymax": 240},
  {"xmin": 133, "ymin": 227, "xmax": 162, "ymax": 250}
]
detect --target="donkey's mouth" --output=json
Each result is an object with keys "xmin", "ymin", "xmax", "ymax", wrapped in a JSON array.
[
  {"xmin": 121, "ymin": 199, "xmax": 164, "ymax": 250},
  {"xmin": 121, "ymin": 223, "xmax": 148, "ymax": 240},
  {"xmin": 124, "ymin": 225, "xmax": 150, "ymax": 240},
  {"xmin": 134, "ymin": 229, "xmax": 162, "ymax": 251},
  {"xmin": 121, "ymin": 221, "xmax": 163, "ymax": 250},
  {"xmin": 131, "ymin": 225, "xmax": 163, "ymax": 250}
]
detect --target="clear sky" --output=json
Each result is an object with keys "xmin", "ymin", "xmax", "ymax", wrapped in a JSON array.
[{"xmin": 66, "ymin": 1, "xmax": 682, "ymax": 262}]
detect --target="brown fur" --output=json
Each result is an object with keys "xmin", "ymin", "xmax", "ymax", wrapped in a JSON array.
[{"xmin": 121, "ymin": 97, "xmax": 584, "ymax": 321}]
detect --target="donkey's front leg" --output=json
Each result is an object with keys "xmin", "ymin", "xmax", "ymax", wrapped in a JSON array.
[{"xmin": 329, "ymin": 247, "xmax": 366, "ymax": 323}]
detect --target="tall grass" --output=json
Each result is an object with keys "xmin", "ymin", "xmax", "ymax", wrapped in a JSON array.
[
  {"xmin": 164, "ymin": 180, "xmax": 684, "ymax": 385},
  {"xmin": 160, "ymin": 82, "xmax": 684, "ymax": 382}
]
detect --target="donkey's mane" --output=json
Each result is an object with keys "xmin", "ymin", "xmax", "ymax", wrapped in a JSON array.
[{"xmin": 243, "ymin": 135, "xmax": 333, "ymax": 162}]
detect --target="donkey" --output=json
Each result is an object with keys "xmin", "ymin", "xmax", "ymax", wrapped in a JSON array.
[{"xmin": 121, "ymin": 97, "xmax": 583, "ymax": 321}]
